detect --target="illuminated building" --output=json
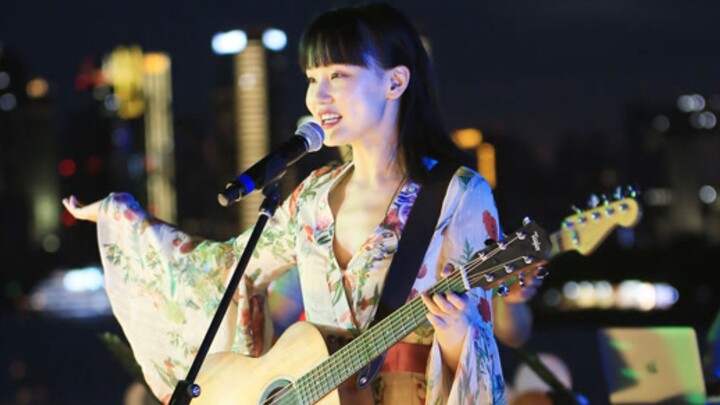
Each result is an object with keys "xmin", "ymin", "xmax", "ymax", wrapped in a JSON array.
[
  {"xmin": 234, "ymin": 39, "xmax": 270, "ymax": 229},
  {"xmin": 200, "ymin": 28, "xmax": 307, "ymax": 236},
  {"xmin": 103, "ymin": 46, "xmax": 177, "ymax": 224},
  {"xmin": 143, "ymin": 53, "xmax": 176, "ymax": 223}
]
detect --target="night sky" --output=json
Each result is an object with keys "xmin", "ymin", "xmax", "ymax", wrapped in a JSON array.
[{"xmin": 2, "ymin": 0, "xmax": 720, "ymax": 150}]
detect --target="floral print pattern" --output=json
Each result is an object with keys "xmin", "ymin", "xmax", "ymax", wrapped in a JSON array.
[{"xmin": 96, "ymin": 161, "xmax": 506, "ymax": 404}]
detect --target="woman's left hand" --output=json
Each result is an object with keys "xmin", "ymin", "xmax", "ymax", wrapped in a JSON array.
[
  {"xmin": 62, "ymin": 195, "xmax": 102, "ymax": 223},
  {"xmin": 421, "ymin": 290, "xmax": 479, "ymax": 371}
]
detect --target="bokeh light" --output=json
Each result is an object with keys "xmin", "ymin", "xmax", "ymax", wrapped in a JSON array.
[
  {"xmin": 26, "ymin": 78, "xmax": 49, "ymax": 98},
  {"xmin": 262, "ymin": 28, "xmax": 287, "ymax": 51},
  {"xmin": 699, "ymin": 185, "xmax": 717, "ymax": 204},
  {"xmin": 212, "ymin": 30, "xmax": 247, "ymax": 55},
  {"xmin": 0, "ymin": 93, "xmax": 17, "ymax": 111}
]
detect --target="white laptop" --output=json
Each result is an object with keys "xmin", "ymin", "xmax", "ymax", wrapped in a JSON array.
[{"xmin": 598, "ymin": 327, "xmax": 706, "ymax": 404}]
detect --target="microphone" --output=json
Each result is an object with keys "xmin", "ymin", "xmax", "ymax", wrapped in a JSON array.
[{"xmin": 217, "ymin": 122, "xmax": 324, "ymax": 207}]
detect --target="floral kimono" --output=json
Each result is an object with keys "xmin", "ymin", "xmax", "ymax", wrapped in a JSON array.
[{"xmin": 97, "ymin": 161, "xmax": 506, "ymax": 404}]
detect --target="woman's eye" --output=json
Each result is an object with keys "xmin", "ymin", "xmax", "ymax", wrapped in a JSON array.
[
  {"xmin": 330, "ymin": 72, "xmax": 344, "ymax": 79},
  {"xmin": 306, "ymin": 76, "xmax": 316, "ymax": 84}
]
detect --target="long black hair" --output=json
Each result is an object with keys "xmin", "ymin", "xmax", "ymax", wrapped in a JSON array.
[{"xmin": 299, "ymin": 2, "xmax": 472, "ymax": 183}]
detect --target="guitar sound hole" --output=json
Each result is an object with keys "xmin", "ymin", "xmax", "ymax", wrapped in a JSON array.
[{"xmin": 261, "ymin": 378, "xmax": 293, "ymax": 404}]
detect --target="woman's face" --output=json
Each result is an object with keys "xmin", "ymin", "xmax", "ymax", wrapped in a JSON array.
[{"xmin": 305, "ymin": 62, "xmax": 394, "ymax": 148}]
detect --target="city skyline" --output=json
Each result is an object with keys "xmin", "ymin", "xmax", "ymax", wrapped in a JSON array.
[
  {"xmin": 1, "ymin": 0, "xmax": 718, "ymax": 304},
  {"xmin": 2, "ymin": 0, "xmax": 719, "ymax": 264},
  {"xmin": 1, "ymin": 0, "xmax": 719, "ymax": 148}
]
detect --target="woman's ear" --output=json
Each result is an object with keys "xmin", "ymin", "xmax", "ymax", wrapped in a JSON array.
[{"xmin": 387, "ymin": 65, "xmax": 410, "ymax": 99}]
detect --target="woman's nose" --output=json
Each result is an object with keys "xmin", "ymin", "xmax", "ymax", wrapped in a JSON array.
[{"xmin": 312, "ymin": 80, "xmax": 332, "ymax": 103}]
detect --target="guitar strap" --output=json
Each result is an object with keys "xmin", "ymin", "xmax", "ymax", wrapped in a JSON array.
[
  {"xmin": 357, "ymin": 160, "xmax": 460, "ymax": 388},
  {"xmin": 374, "ymin": 160, "xmax": 461, "ymax": 322}
]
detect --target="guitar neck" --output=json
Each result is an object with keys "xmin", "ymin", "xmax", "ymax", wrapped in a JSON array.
[
  {"xmin": 293, "ymin": 225, "xmax": 548, "ymax": 403},
  {"xmin": 294, "ymin": 276, "xmax": 464, "ymax": 403},
  {"xmin": 548, "ymin": 230, "xmax": 570, "ymax": 258}
]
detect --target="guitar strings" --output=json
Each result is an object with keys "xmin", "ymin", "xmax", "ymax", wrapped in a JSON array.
[
  {"xmin": 260, "ymin": 270, "xmax": 503, "ymax": 404},
  {"xmin": 261, "ymin": 233, "xmax": 528, "ymax": 404},
  {"xmin": 261, "ymin": 236, "xmax": 526, "ymax": 404}
]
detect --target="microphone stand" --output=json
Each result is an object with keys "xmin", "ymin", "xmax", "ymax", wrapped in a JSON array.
[{"xmin": 169, "ymin": 182, "xmax": 281, "ymax": 405}]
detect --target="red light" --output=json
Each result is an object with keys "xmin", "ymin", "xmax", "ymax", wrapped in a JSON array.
[
  {"xmin": 61, "ymin": 209, "xmax": 77, "ymax": 227},
  {"xmin": 59, "ymin": 159, "xmax": 76, "ymax": 177},
  {"xmin": 86, "ymin": 156, "xmax": 102, "ymax": 175},
  {"xmin": 74, "ymin": 73, "xmax": 92, "ymax": 91}
]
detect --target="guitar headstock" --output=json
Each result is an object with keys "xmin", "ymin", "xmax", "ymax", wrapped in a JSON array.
[
  {"xmin": 559, "ymin": 190, "xmax": 641, "ymax": 256},
  {"xmin": 462, "ymin": 220, "xmax": 551, "ymax": 293}
]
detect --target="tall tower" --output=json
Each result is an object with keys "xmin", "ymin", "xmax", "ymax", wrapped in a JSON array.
[
  {"xmin": 233, "ymin": 39, "xmax": 270, "ymax": 229},
  {"xmin": 210, "ymin": 27, "xmax": 295, "ymax": 231},
  {"xmin": 143, "ymin": 53, "xmax": 176, "ymax": 223}
]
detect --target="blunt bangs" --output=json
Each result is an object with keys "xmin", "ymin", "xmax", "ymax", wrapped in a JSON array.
[{"xmin": 299, "ymin": 9, "xmax": 379, "ymax": 70}]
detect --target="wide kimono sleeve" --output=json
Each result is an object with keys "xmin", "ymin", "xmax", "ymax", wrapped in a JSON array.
[
  {"xmin": 424, "ymin": 169, "xmax": 507, "ymax": 405},
  {"xmin": 96, "ymin": 191, "xmax": 298, "ymax": 401}
]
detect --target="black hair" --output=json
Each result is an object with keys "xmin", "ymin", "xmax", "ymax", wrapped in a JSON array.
[{"xmin": 299, "ymin": 2, "xmax": 472, "ymax": 183}]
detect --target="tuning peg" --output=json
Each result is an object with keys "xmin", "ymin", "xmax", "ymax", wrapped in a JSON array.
[
  {"xmin": 571, "ymin": 205, "xmax": 582, "ymax": 215},
  {"xmin": 601, "ymin": 194, "xmax": 610, "ymax": 206},
  {"xmin": 522, "ymin": 255, "xmax": 534, "ymax": 264},
  {"xmin": 626, "ymin": 185, "xmax": 637, "ymax": 198},
  {"xmin": 497, "ymin": 283, "xmax": 509, "ymax": 297},
  {"xmin": 503, "ymin": 264, "xmax": 515, "ymax": 274},
  {"xmin": 571, "ymin": 229, "xmax": 580, "ymax": 246},
  {"xmin": 484, "ymin": 273, "xmax": 495, "ymax": 283},
  {"xmin": 535, "ymin": 265, "xmax": 549, "ymax": 280},
  {"xmin": 522, "ymin": 216, "xmax": 532, "ymax": 226},
  {"xmin": 518, "ymin": 273, "xmax": 526, "ymax": 288},
  {"xmin": 613, "ymin": 186, "xmax": 623, "ymax": 200},
  {"xmin": 515, "ymin": 231, "xmax": 527, "ymax": 240},
  {"xmin": 587, "ymin": 194, "xmax": 600, "ymax": 208}
]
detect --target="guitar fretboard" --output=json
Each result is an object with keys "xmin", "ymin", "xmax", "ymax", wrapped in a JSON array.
[
  {"xmin": 271, "ymin": 228, "xmax": 540, "ymax": 405},
  {"xmin": 293, "ymin": 275, "xmax": 462, "ymax": 403}
]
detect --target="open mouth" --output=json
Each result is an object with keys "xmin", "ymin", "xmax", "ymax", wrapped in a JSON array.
[{"xmin": 320, "ymin": 112, "xmax": 341, "ymax": 127}]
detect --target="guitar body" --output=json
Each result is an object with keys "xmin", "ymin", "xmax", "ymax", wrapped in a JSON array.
[{"xmin": 194, "ymin": 322, "xmax": 343, "ymax": 405}]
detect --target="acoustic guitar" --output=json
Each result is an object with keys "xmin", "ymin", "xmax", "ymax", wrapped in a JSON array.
[{"xmin": 192, "ymin": 196, "xmax": 640, "ymax": 404}]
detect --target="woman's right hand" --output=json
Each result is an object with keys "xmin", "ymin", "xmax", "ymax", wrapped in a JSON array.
[{"xmin": 62, "ymin": 195, "xmax": 102, "ymax": 223}]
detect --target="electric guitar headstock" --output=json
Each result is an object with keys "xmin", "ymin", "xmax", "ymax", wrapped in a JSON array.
[
  {"xmin": 458, "ymin": 187, "xmax": 642, "ymax": 296},
  {"xmin": 556, "ymin": 186, "xmax": 642, "ymax": 256}
]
